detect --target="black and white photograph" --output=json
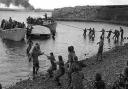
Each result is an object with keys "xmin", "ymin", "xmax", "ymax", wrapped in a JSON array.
[{"xmin": 0, "ymin": 0, "xmax": 128, "ymax": 89}]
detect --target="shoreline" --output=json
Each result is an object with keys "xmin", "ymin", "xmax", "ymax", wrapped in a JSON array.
[
  {"xmin": 6, "ymin": 43, "xmax": 128, "ymax": 89},
  {"xmin": 55, "ymin": 18, "xmax": 128, "ymax": 26}
]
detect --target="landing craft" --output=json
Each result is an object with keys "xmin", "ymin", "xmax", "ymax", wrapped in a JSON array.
[{"xmin": 0, "ymin": 28, "xmax": 26, "ymax": 41}]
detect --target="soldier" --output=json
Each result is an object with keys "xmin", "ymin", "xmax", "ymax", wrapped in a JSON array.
[
  {"xmin": 94, "ymin": 73, "xmax": 105, "ymax": 89},
  {"xmin": 97, "ymin": 36, "xmax": 104, "ymax": 61},
  {"xmin": 26, "ymin": 38, "xmax": 33, "ymax": 62},
  {"xmin": 47, "ymin": 52, "xmax": 57, "ymax": 78},
  {"xmin": 30, "ymin": 43, "xmax": 44, "ymax": 79},
  {"xmin": 101, "ymin": 29, "xmax": 105, "ymax": 39},
  {"xmin": 70, "ymin": 60, "xmax": 84, "ymax": 89},
  {"xmin": 83, "ymin": 28, "xmax": 87, "ymax": 36},
  {"xmin": 120, "ymin": 27, "xmax": 124, "ymax": 40},
  {"xmin": 107, "ymin": 29, "xmax": 113, "ymax": 39},
  {"xmin": 54, "ymin": 56, "xmax": 65, "ymax": 86}
]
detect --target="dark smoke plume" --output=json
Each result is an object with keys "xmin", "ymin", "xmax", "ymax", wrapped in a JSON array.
[{"xmin": 0, "ymin": 0, "xmax": 34, "ymax": 9}]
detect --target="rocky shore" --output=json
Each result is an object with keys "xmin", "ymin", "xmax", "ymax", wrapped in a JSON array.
[{"xmin": 5, "ymin": 43, "xmax": 128, "ymax": 89}]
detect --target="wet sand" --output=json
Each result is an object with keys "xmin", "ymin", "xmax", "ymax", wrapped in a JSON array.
[{"xmin": 6, "ymin": 43, "xmax": 128, "ymax": 89}]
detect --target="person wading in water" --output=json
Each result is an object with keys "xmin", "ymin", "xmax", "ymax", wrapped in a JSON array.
[
  {"xmin": 26, "ymin": 38, "xmax": 33, "ymax": 62},
  {"xmin": 30, "ymin": 43, "xmax": 44, "ymax": 79},
  {"xmin": 47, "ymin": 52, "xmax": 57, "ymax": 78},
  {"xmin": 83, "ymin": 28, "xmax": 87, "ymax": 36},
  {"xmin": 97, "ymin": 36, "xmax": 104, "ymax": 61},
  {"xmin": 107, "ymin": 29, "xmax": 113, "ymax": 39},
  {"xmin": 120, "ymin": 27, "xmax": 124, "ymax": 40}
]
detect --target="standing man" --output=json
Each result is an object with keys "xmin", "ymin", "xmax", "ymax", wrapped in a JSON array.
[
  {"xmin": 107, "ymin": 29, "xmax": 112, "ymax": 39},
  {"xmin": 47, "ymin": 52, "xmax": 57, "ymax": 78},
  {"xmin": 30, "ymin": 43, "xmax": 44, "ymax": 79},
  {"xmin": 97, "ymin": 37, "xmax": 104, "ymax": 61},
  {"xmin": 26, "ymin": 38, "xmax": 33, "ymax": 62},
  {"xmin": 83, "ymin": 28, "xmax": 87, "ymax": 36},
  {"xmin": 120, "ymin": 27, "xmax": 124, "ymax": 40}
]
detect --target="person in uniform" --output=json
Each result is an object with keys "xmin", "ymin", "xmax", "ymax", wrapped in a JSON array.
[
  {"xmin": 26, "ymin": 39, "xmax": 33, "ymax": 62},
  {"xmin": 94, "ymin": 73, "xmax": 105, "ymax": 89},
  {"xmin": 30, "ymin": 43, "xmax": 44, "ymax": 79},
  {"xmin": 70, "ymin": 60, "xmax": 84, "ymax": 89},
  {"xmin": 97, "ymin": 37, "xmax": 104, "ymax": 61},
  {"xmin": 120, "ymin": 27, "xmax": 124, "ymax": 40},
  {"xmin": 54, "ymin": 55, "xmax": 65, "ymax": 86},
  {"xmin": 107, "ymin": 29, "xmax": 112, "ymax": 39},
  {"xmin": 47, "ymin": 52, "xmax": 57, "ymax": 78}
]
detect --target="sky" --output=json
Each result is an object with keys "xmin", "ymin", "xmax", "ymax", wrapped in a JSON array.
[{"xmin": 29, "ymin": 0, "xmax": 128, "ymax": 9}]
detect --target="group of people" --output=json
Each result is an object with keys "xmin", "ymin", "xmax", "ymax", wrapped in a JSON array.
[
  {"xmin": 27, "ymin": 16, "xmax": 55, "ymax": 25},
  {"xmin": 83, "ymin": 27, "xmax": 124, "ymax": 41},
  {"xmin": 83, "ymin": 28, "xmax": 95, "ymax": 40},
  {"xmin": 26, "ymin": 39, "xmax": 128, "ymax": 89},
  {"xmin": 26, "ymin": 40, "xmax": 85, "ymax": 88},
  {"xmin": 0, "ymin": 17, "xmax": 26, "ymax": 30}
]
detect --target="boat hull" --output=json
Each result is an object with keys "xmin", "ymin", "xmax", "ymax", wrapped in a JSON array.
[{"xmin": 0, "ymin": 28, "xmax": 26, "ymax": 41}]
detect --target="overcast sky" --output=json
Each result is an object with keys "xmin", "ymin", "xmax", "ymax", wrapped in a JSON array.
[{"xmin": 29, "ymin": 0, "xmax": 127, "ymax": 9}]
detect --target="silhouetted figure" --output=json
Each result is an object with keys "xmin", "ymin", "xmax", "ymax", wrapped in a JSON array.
[
  {"xmin": 92, "ymin": 28, "xmax": 95, "ymax": 38},
  {"xmin": 70, "ymin": 59, "xmax": 84, "ymax": 89},
  {"xmin": 9, "ymin": 17, "xmax": 12, "ymax": 23},
  {"xmin": 26, "ymin": 39, "xmax": 33, "ymax": 62},
  {"xmin": 26, "ymin": 25, "xmax": 33, "ymax": 39},
  {"xmin": 47, "ymin": 52, "xmax": 57, "ymax": 78},
  {"xmin": 30, "ymin": 43, "xmax": 44, "ymax": 79},
  {"xmin": 97, "ymin": 36, "xmax": 104, "ymax": 61},
  {"xmin": 120, "ymin": 27, "xmax": 124, "ymax": 40},
  {"xmin": 113, "ymin": 30, "xmax": 120, "ymax": 42},
  {"xmin": 44, "ymin": 13, "xmax": 48, "ymax": 20},
  {"xmin": 94, "ymin": 73, "xmax": 105, "ymax": 89},
  {"xmin": 54, "ymin": 56, "xmax": 65, "ymax": 86},
  {"xmin": 67, "ymin": 46, "xmax": 76, "ymax": 86},
  {"xmin": 107, "ymin": 29, "xmax": 112, "ymax": 39},
  {"xmin": 83, "ymin": 28, "xmax": 87, "ymax": 36},
  {"xmin": 101, "ymin": 29, "xmax": 105, "ymax": 39}
]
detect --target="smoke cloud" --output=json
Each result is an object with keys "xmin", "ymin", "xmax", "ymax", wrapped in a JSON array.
[{"xmin": 0, "ymin": 0, "xmax": 34, "ymax": 9}]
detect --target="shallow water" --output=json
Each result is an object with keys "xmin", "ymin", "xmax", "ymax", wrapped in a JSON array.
[{"xmin": 0, "ymin": 11, "xmax": 128, "ymax": 88}]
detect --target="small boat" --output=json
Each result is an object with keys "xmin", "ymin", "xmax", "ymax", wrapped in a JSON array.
[
  {"xmin": 30, "ymin": 25, "xmax": 51, "ymax": 39},
  {"xmin": 0, "ymin": 28, "xmax": 26, "ymax": 41},
  {"xmin": 26, "ymin": 16, "xmax": 57, "ymax": 39}
]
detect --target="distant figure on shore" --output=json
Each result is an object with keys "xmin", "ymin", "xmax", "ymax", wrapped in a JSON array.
[
  {"xmin": 97, "ymin": 36, "xmax": 104, "ymax": 61},
  {"xmin": 70, "ymin": 59, "xmax": 84, "ymax": 89},
  {"xmin": 30, "ymin": 43, "xmax": 44, "ymax": 79},
  {"xmin": 94, "ymin": 73, "xmax": 105, "ymax": 89},
  {"xmin": 54, "ymin": 55, "xmax": 65, "ymax": 86},
  {"xmin": 107, "ymin": 29, "xmax": 113, "ymax": 39},
  {"xmin": 120, "ymin": 27, "xmax": 124, "ymax": 40},
  {"xmin": 47, "ymin": 52, "xmax": 57, "ymax": 78}
]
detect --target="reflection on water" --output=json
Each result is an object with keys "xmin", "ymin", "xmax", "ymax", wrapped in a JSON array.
[{"xmin": 0, "ymin": 11, "xmax": 128, "ymax": 87}]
